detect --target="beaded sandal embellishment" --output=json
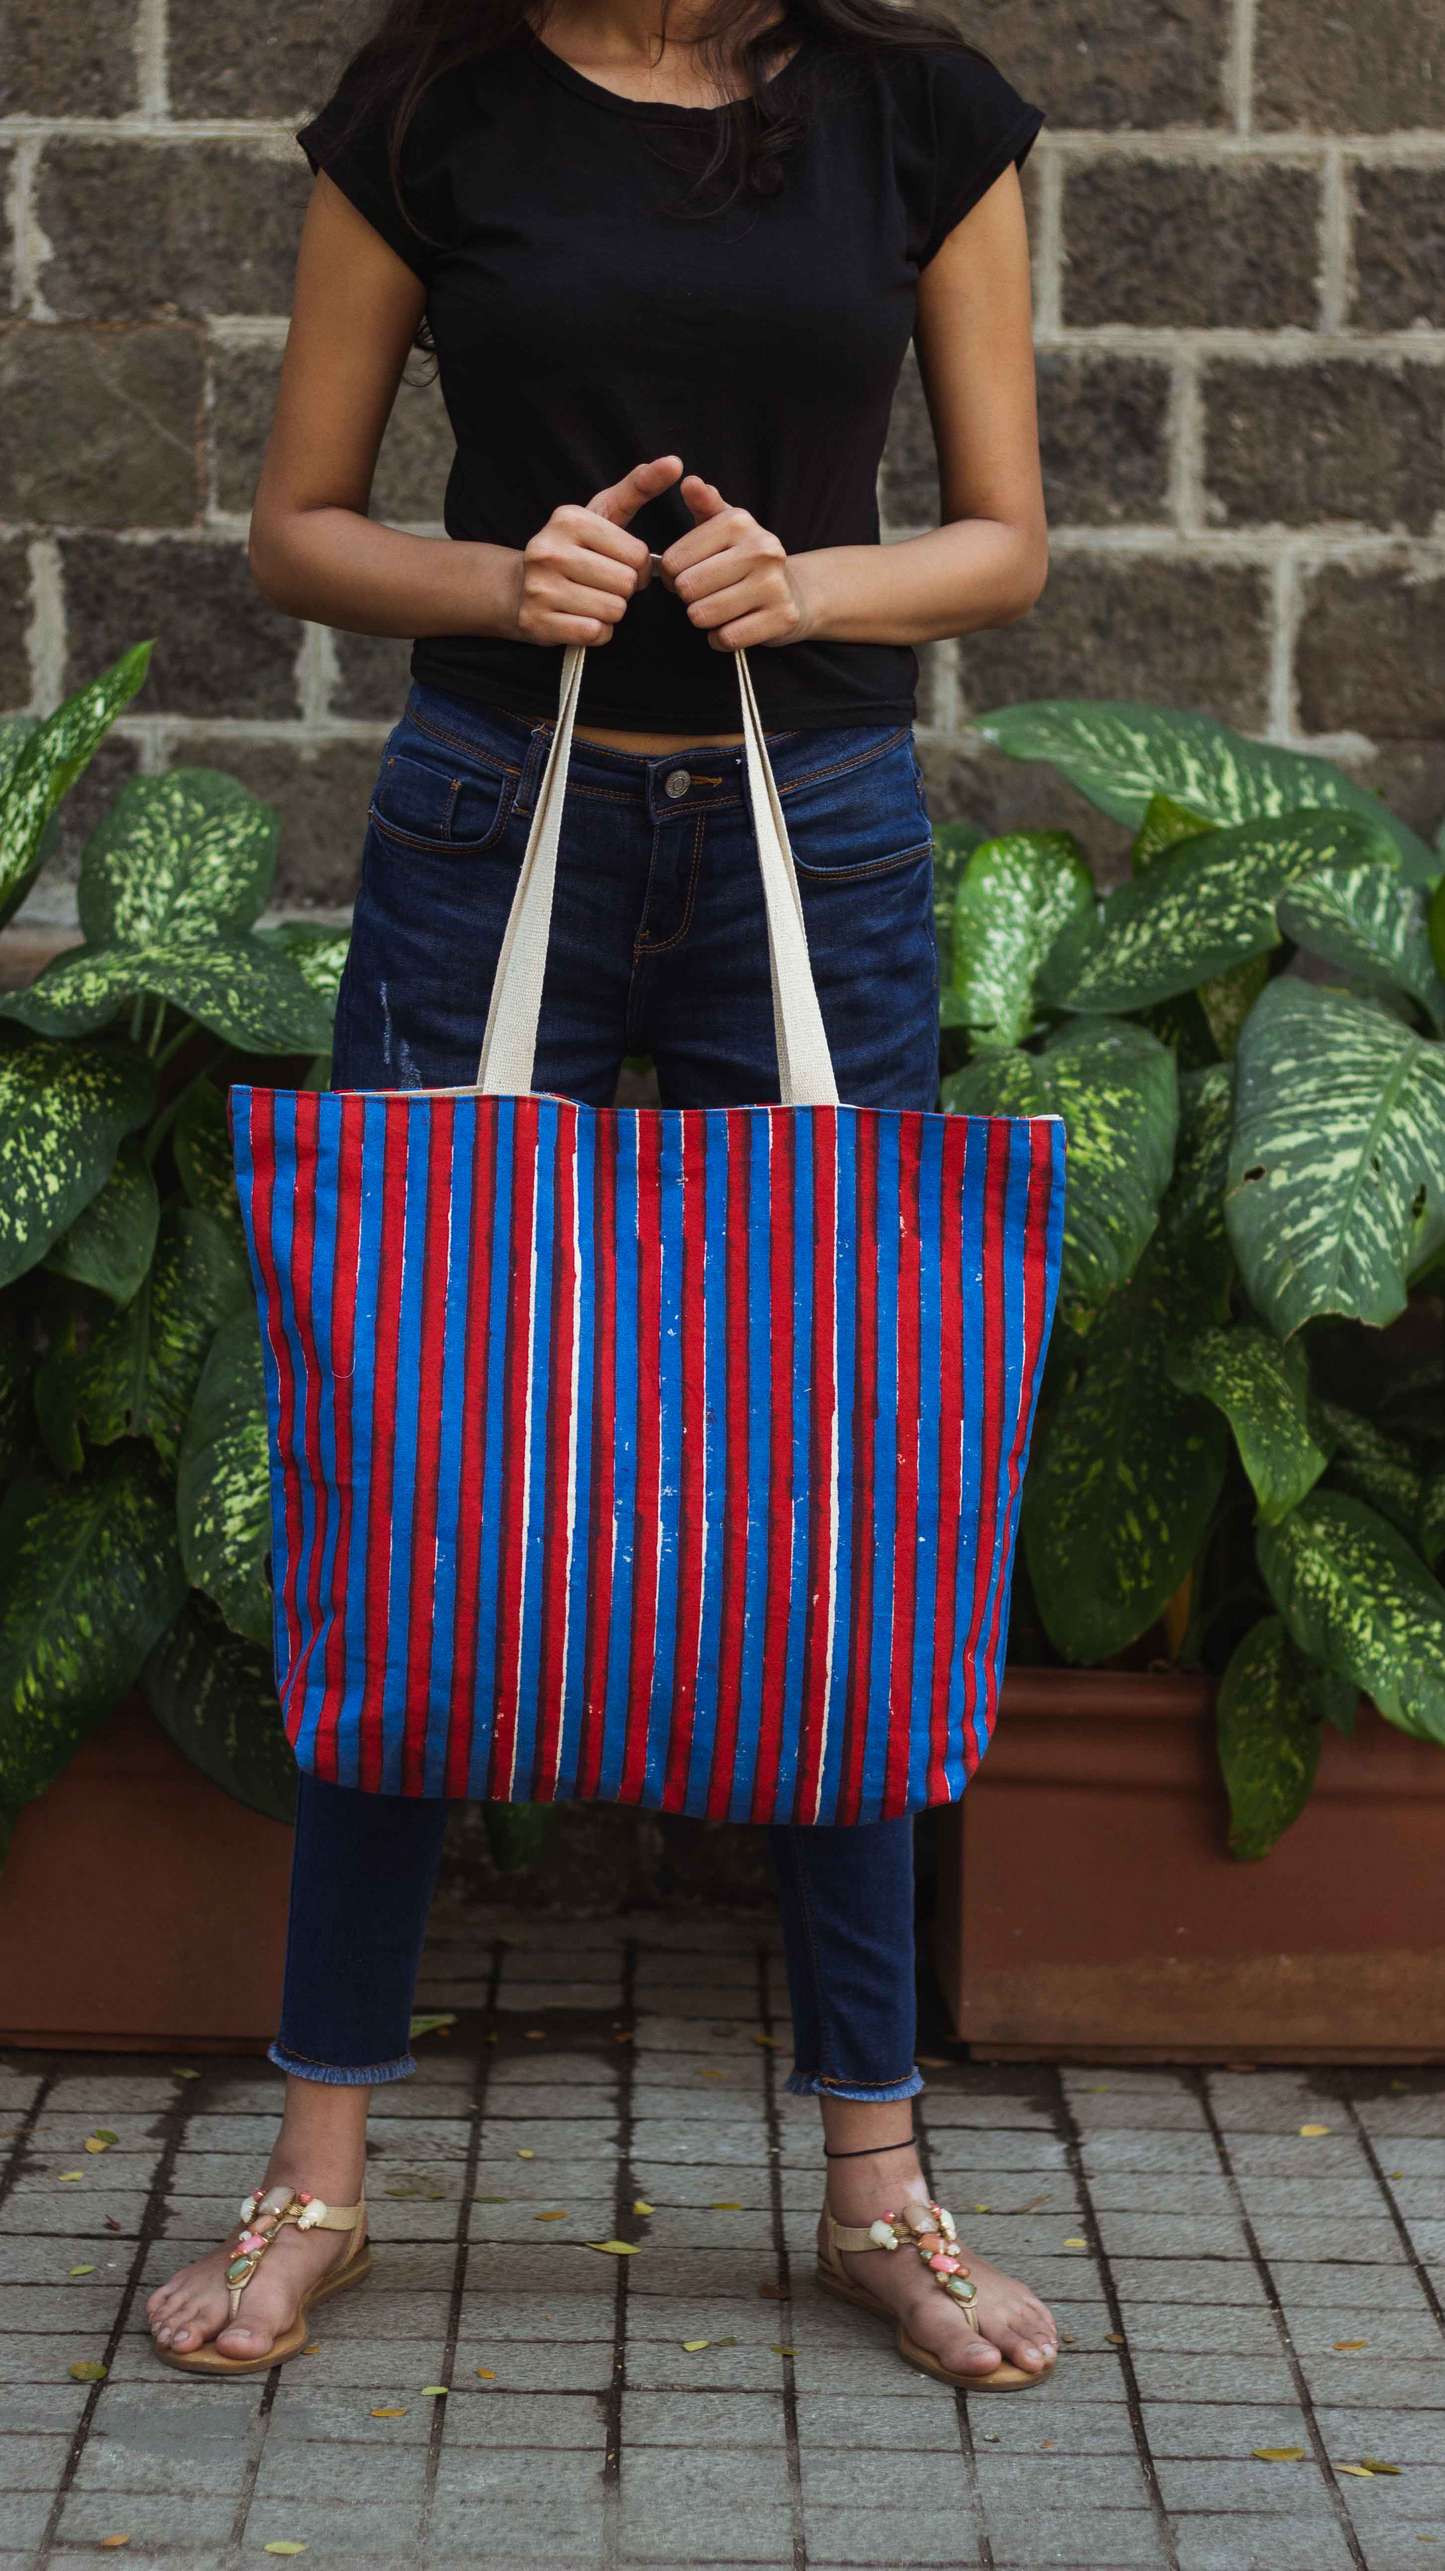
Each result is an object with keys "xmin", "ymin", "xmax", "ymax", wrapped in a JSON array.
[
  {"xmin": 225, "ymin": 2183, "xmax": 328, "ymax": 2297},
  {"xmin": 863, "ymin": 2199, "xmax": 978, "ymax": 2304}
]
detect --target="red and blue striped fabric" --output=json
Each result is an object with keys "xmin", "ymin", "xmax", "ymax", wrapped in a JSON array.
[{"xmin": 231, "ymin": 1087, "xmax": 1064, "ymax": 1822}]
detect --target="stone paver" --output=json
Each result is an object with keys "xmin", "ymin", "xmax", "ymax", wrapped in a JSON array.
[{"xmin": 2, "ymin": 1907, "xmax": 1443, "ymax": 2567}]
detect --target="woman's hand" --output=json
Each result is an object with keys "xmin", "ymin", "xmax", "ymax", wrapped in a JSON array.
[
  {"xmin": 511, "ymin": 455, "xmax": 683, "ymax": 645},
  {"xmin": 660, "ymin": 475, "xmax": 814, "ymax": 650}
]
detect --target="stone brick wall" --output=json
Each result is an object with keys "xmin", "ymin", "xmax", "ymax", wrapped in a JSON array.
[{"xmin": 2, "ymin": 0, "xmax": 1443, "ymax": 923}]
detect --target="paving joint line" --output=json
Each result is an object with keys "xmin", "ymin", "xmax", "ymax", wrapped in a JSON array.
[
  {"xmin": 417, "ymin": 1939, "xmax": 508, "ymax": 2549},
  {"xmin": 915, "ymin": 2098, "xmax": 994, "ymax": 2571},
  {"xmin": 1343, "ymin": 2093, "xmax": 1445, "ymax": 2340},
  {"xmin": 757, "ymin": 1938, "xmax": 807, "ymax": 2571},
  {"xmin": 602, "ymin": 1939, "xmax": 637, "ymax": 2571},
  {"xmin": 30, "ymin": 2053, "xmax": 208, "ymax": 2571},
  {"xmin": 1052, "ymin": 2070, "xmax": 1182, "ymax": 2571},
  {"xmin": 0, "ymin": 2059, "xmax": 58, "ymax": 2218},
  {"xmin": 1191, "ymin": 2068, "xmax": 1371, "ymax": 2571}
]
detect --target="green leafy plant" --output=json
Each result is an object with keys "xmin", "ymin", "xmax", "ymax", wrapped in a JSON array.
[
  {"xmin": 948, "ymin": 697, "xmax": 1445, "ymax": 1860},
  {"xmin": 0, "ymin": 649, "xmax": 338, "ymax": 1853}
]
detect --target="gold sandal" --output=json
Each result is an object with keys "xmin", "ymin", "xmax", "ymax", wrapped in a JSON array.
[
  {"xmin": 156, "ymin": 2180, "xmax": 371, "ymax": 2377},
  {"xmin": 817, "ymin": 2194, "xmax": 1049, "ymax": 2393}
]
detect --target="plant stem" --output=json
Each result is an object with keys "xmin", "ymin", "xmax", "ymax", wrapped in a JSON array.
[
  {"xmin": 143, "ymin": 1054, "xmax": 224, "ymax": 1165},
  {"xmin": 154, "ymin": 1017, "xmax": 200, "ymax": 1071},
  {"xmin": 128, "ymin": 994, "xmax": 146, "ymax": 1045},
  {"xmin": 146, "ymin": 996, "xmax": 168, "ymax": 1057}
]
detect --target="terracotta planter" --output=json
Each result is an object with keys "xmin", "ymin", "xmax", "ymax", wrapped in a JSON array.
[
  {"xmin": 935, "ymin": 1668, "xmax": 1445, "ymax": 2064},
  {"xmin": 0, "ymin": 1697, "xmax": 293, "ymax": 2051}
]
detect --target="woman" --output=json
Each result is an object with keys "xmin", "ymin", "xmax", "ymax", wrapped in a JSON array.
[{"xmin": 147, "ymin": 0, "xmax": 1057, "ymax": 2390}]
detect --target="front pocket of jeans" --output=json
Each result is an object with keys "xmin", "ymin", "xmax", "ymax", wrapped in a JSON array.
[
  {"xmin": 369, "ymin": 747, "xmax": 517, "ymax": 854},
  {"xmin": 783, "ymin": 735, "xmax": 932, "ymax": 881}
]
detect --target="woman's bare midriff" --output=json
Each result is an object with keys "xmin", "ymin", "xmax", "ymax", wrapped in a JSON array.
[{"xmin": 573, "ymin": 726, "xmax": 746, "ymax": 751}]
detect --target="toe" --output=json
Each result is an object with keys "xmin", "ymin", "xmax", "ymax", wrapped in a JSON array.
[{"xmin": 214, "ymin": 2323, "xmax": 273, "ymax": 2361}]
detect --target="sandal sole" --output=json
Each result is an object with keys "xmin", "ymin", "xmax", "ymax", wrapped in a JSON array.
[
  {"xmin": 815, "ymin": 2255, "xmax": 1049, "ymax": 2394},
  {"xmin": 154, "ymin": 2244, "xmax": 372, "ymax": 2378}
]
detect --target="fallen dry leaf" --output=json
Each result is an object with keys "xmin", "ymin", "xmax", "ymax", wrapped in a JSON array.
[
  {"xmin": 1299, "ymin": 2124, "xmax": 1331, "ymax": 2138},
  {"xmin": 420, "ymin": 2386, "xmax": 448, "ymax": 2398},
  {"xmin": 711, "ymin": 2202, "xmax": 742, "ymax": 2212},
  {"xmin": 68, "ymin": 2265, "xmax": 96, "ymax": 2278},
  {"xmin": 370, "ymin": 2407, "xmax": 408, "ymax": 2419},
  {"xmin": 525, "ymin": 2031, "xmax": 546, "ymax": 2041},
  {"xmin": 586, "ymin": 2240, "xmax": 639, "ymax": 2255},
  {"xmin": 170, "ymin": 2067, "xmax": 200, "ymax": 2080},
  {"xmin": 1041, "ymin": 2439, "xmax": 1055, "ymax": 2450},
  {"xmin": 698, "ymin": 2069, "xmax": 727, "ymax": 2080},
  {"xmin": 517, "ymin": 2149, "xmax": 535, "ymax": 2160},
  {"xmin": 99, "ymin": 2539, "xmax": 130, "ymax": 2551},
  {"xmin": 534, "ymin": 2210, "xmax": 568, "ymax": 2222},
  {"xmin": 263, "ymin": 2547, "xmax": 308, "ymax": 2559},
  {"xmin": 68, "ymin": 2361, "xmax": 107, "ymax": 2382},
  {"xmin": 1062, "ymin": 2238, "xmax": 1088, "ymax": 2250},
  {"xmin": 633, "ymin": 2200, "xmax": 654, "ymax": 2216},
  {"xmin": 916, "ymin": 2055, "xmax": 952, "ymax": 2069},
  {"xmin": 87, "ymin": 2131, "xmax": 118, "ymax": 2152},
  {"xmin": 476, "ymin": 2368, "xmax": 496, "ymax": 2381},
  {"xmin": 770, "ymin": 2344, "xmax": 796, "ymax": 2356},
  {"xmin": 682, "ymin": 2339, "xmax": 710, "ymax": 2352},
  {"xmin": 974, "ymin": 2204, "xmax": 990, "ymax": 2214},
  {"xmin": 103, "ymin": 2217, "xmax": 122, "ymax": 2233},
  {"xmin": 303, "ymin": 2345, "xmax": 319, "ymax": 2356},
  {"xmin": 1334, "ymin": 2340, "xmax": 1369, "ymax": 2351},
  {"xmin": 58, "ymin": 2171, "xmax": 83, "ymax": 2183},
  {"xmin": 1079, "ymin": 2084, "xmax": 1110, "ymax": 2093},
  {"xmin": 1359, "ymin": 2457, "xmax": 1402, "ymax": 2475},
  {"xmin": 613, "ymin": 2032, "xmax": 633, "ymax": 2045},
  {"xmin": 753, "ymin": 2035, "xmax": 780, "ymax": 2050},
  {"xmin": 1105, "ymin": 2334, "xmax": 1126, "ymax": 2347},
  {"xmin": 757, "ymin": 2282, "xmax": 786, "ymax": 2301},
  {"xmin": 1252, "ymin": 2447, "xmax": 1305, "ymax": 2463},
  {"xmin": 711, "ymin": 2337, "xmax": 737, "ymax": 2348},
  {"xmin": 475, "ymin": 2196, "xmax": 508, "ymax": 2205},
  {"xmin": 1390, "ymin": 2078, "xmax": 1410, "ymax": 2091},
  {"xmin": 407, "ymin": 2012, "xmax": 456, "ymax": 2040},
  {"xmin": 1337, "ymin": 2464, "xmax": 1374, "ymax": 2478}
]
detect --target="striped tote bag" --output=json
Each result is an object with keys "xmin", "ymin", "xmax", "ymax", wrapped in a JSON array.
[{"xmin": 231, "ymin": 646, "xmax": 1065, "ymax": 1822}]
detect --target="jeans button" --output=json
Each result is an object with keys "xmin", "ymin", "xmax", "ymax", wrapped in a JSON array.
[{"xmin": 664, "ymin": 767, "xmax": 691, "ymax": 800}]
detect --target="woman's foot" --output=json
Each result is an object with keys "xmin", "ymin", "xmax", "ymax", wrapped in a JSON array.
[
  {"xmin": 820, "ymin": 2143, "xmax": 1057, "ymax": 2383},
  {"xmin": 147, "ymin": 2079, "xmax": 368, "ymax": 2365}
]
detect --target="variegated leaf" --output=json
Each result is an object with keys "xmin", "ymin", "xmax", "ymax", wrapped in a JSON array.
[
  {"xmin": 0, "ymin": 1450, "xmax": 186, "ymax": 1838},
  {"xmin": 1278, "ymin": 865, "xmax": 1445, "ymax": 1031},
  {"xmin": 0, "ymin": 1034, "xmax": 156, "ymax": 1290},
  {"xmin": 1160, "ymin": 1064, "xmax": 1236, "ymax": 1308},
  {"xmin": 1041, "ymin": 813, "xmax": 1379, "ymax": 1015},
  {"xmin": 35, "ymin": 1205, "xmax": 251, "ymax": 1474},
  {"xmin": 976, "ymin": 699, "xmax": 1436, "ymax": 883},
  {"xmin": 1215, "ymin": 1616, "xmax": 1323, "ymax": 1861},
  {"xmin": 1258, "ymin": 1490, "xmax": 1445, "ymax": 1742},
  {"xmin": 1022, "ymin": 1235, "xmax": 1229, "ymax": 1663},
  {"xmin": 1430, "ymin": 875, "xmax": 1445, "ymax": 983},
  {"xmin": 1315, "ymin": 1400, "xmax": 1424, "ymax": 1538},
  {"xmin": 256, "ymin": 919, "xmax": 351, "ymax": 1008},
  {"xmin": 43, "ymin": 1135, "xmax": 158, "ymax": 1306},
  {"xmin": 1131, "ymin": 792, "xmax": 1215, "ymax": 873},
  {"xmin": 2, "ymin": 935, "xmax": 333, "ymax": 1056},
  {"xmin": 945, "ymin": 1017, "xmax": 1176, "ymax": 1327},
  {"xmin": 141, "ymin": 1594, "xmax": 295, "ymax": 1826},
  {"xmin": 1168, "ymin": 1325, "xmax": 1331, "ymax": 1525},
  {"xmin": 0, "ymin": 1334, "xmax": 32, "ymax": 1480},
  {"xmin": 177, "ymin": 1306, "xmax": 272, "ymax": 1648},
  {"xmin": 931, "ymin": 821, "xmax": 987, "ymax": 976},
  {"xmin": 0, "ymin": 644, "xmax": 152, "ymax": 932},
  {"xmin": 79, "ymin": 770, "xmax": 277, "ymax": 945},
  {"xmin": 949, "ymin": 832, "xmax": 1095, "ymax": 1050},
  {"xmin": 1226, "ymin": 980, "xmax": 1445, "ymax": 1334},
  {"xmin": 173, "ymin": 1076, "xmax": 245, "ymax": 1240}
]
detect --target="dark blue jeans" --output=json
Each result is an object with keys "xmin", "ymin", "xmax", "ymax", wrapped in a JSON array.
[{"xmin": 273, "ymin": 677, "xmax": 940, "ymax": 2104}]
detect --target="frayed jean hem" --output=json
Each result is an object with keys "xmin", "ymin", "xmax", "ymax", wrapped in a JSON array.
[
  {"xmin": 268, "ymin": 2042, "xmax": 416, "ymax": 2087},
  {"xmin": 784, "ymin": 2067, "xmax": 925, "ymax": 2104}
]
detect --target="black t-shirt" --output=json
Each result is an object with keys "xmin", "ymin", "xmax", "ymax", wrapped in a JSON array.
[{"xmin": 298, "ymin": 27, "xmax": 1042, "ymax": 731}]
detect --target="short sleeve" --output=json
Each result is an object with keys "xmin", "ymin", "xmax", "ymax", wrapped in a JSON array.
[
  {"xmin": 917, "ymin": 49, "xmax": 1044, "ymax": 268},
  {"xmin": 297, "ymin": 67, "xmax": 452, "ymax": 281}
]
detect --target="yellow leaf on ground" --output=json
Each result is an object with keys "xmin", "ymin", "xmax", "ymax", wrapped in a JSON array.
[
  {"xmin": 682, "ymin": 2340, "xmax": 710, "ymax": 2352},
  {"xmin": 757, "ymin": 2282, "xmax": 786, "ymax": 2301},
  {"xmin": 1080, "ymin": 2084, "xmax": 1110, "ymax": 2093},
  {"xmin": 420, "ymin": 2387, "xmax": 448, "ymax": 2398},
  {"xmin": 99, "ymin": 2539, "xmax": 131, "ymax": 2551},
  {"xmin": 534, "ymin": 2211, "xmax": 568, "ymax": 2222},
  {"xmin": 525, "ymin": 2031, "xmax": 546, "ymax": 2041},
  {"xmin": 633, "ymin": 2201, "xmax": 655, "ymax": 2216},
  {"xmin": 975, "ymin": 2204, "xmax": 989, "ymax": 2214},
  {"xmin": 1105, "ymin": 2334, "xmax": 1126, "ymax": 2347},
  {"xmin": 1299, "ymin": 2124, "xmax": 1331, "ymax": 2138},
  {"xmin": 1062, "ymin": 2238, "xmax": 1088, "ymax": 2250},
  {"xmin": 1359, "ymin": 2458, "xmax": 1402, "ymax": 2474},
  {"xmin": 89, "ymin": 2130, "xmax": 118, "ymax": 2149},
  {"xmin": 303, "ymin": 2345, "xmax": 319, "ymax": 2356},
  {"xmin": 263, "ymin": 2547, "xmax": 309, "ymax": 2558},
  {"xmin": 698, "ymin": 2069, "xmax": 727, "ymax": 2080},
  {"xmin": 1252, "ymin": 2447, "xmax": 1305, "ymax": 2463},
  {"xmin": 476, "ymin": 2368, "xmax": 496, "ymax": 2380},
  {"xmin": 170, "ymin": 2068, "xmax": 200, "ymax": 2080},
  {"xmin": 613, "ymin": 2032, "xmax": 633, "ymax": 2044},
  {"xmin": 1335, "ymin": 2340, "xmax": 1369, "ymax": 2351},
  {"xmin": 1337, "ymin": 2465, "xmax": 1374, "ymax": 2478},
  {"xmin": 711, "ymin": 2202, "xmax": 742, "ymax": 2212},
  {"xmin": 586, "ymin": 2240, "xmax": 639, "ymax": 2255},
  {"xmin": 370, "ymin": 2408, "xmax": 408, "ymax": 2419},
  {"xmin": 916, "ymin": 2055, "xmax": 951, "ymax": 2068},
  {"xmin": 69, "ymin": 2265, "xmax": 96, "ymax": 2277},
  {"xmin": 517, "ymin": 2149, "xmax": 535, "ymax": 2160},
  {"xmin": 770, "ymin": 2344, "xmax": 796, "ymax": 2356},
  {"xmin": 58, "ymin": 2172, "xmax": 83, "ymax": 2183},
  {"xmin": 753, "ymin": 2035, "xmax": 780, "ymax": 2049},
  {"xmin": 68, "ymin": 2361, "xmax": 107, "ymax": 2382}
]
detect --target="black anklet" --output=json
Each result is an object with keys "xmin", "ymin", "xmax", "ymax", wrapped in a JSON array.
[{"xmin": 822, "ymin": 2134, "xmax": 917, "ymax": 2160}]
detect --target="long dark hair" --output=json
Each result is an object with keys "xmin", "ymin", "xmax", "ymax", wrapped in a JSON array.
[{"xmin": 336, "ymin": 0, "xmax": 986, "ymax": 216}]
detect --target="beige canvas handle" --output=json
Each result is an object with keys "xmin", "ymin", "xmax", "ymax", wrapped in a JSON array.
[{"xmin": 475, "ymin": 644, "xmax": 840, "ymax": 1108}]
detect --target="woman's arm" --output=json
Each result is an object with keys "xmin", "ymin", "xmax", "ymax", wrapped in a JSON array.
[
  {"xmin": 661, "ymin": 164, "xmax": 1047, "ymax": 651},
  {"xmin": 249, "ymin": 174, "xmax": 676, "ymax": 646}
]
